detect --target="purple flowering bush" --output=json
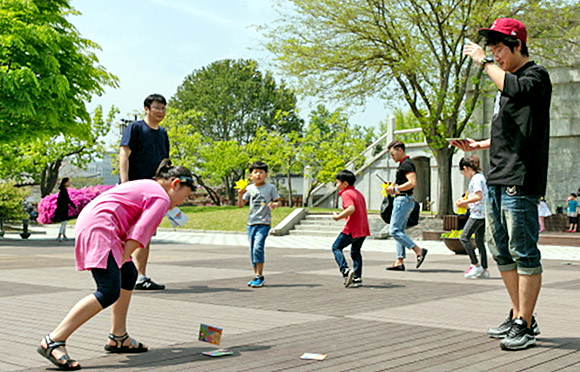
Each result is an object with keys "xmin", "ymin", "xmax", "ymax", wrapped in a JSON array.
[{"xmin": 37, "ymin": 184, "xmax": 115, "ymax": 224}]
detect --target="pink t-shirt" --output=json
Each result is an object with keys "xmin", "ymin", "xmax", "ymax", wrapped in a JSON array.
[
  {"xmin": 339, "ymin": 186, "xmax": 370, "ymax": 238},
  {"xmin": 75, "ymin": 180, "xmax": 170, "ymax": 271}
]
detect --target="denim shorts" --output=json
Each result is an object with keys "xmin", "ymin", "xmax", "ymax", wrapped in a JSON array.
[
  {"xmin": 485, "ymin": 186, "xmax": 542, "ymax": 275},
  {"xmin": 247, "ymin": 224, "xmax": 270, "ymax": 266}
]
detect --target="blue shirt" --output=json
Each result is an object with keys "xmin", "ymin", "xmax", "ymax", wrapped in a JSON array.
[
  {"xmin": 120, "ymin": 120, "xmax": 170, "ymax": 181},
  {"xmin": 568, "ymin": 199, "xmax": 578, "ymax": 216}
]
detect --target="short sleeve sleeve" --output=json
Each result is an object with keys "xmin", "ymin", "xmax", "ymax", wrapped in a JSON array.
[
  {"xmin": 341, "ymin": 190, "xmax": 355, "ymax": 208},
  {"xmin": 126, "ymin": 197, "xmax": 170, "ymax": 247},
  {"xmin": 120, "ymin": 123, "xmax": 135, "ymax": 148},
  {"xmin": 270, "ymin": 185, "xmax": 280, "ymax": 201}
]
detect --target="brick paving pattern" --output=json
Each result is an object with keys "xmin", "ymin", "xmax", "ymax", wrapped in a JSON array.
[{"xmin": 1, "ymin": 226, "xmax": 580, "ymax": 371}]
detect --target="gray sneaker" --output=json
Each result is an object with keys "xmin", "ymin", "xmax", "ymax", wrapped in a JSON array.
[
  {"xmin": 499, "ymin": 318, "xmax": 536, "ymax": 350},
  {"xmin": 488, "ymin": 310, "xmax": 540, "ymax": 339},
  {"xmin": 343, "ymin": 269, "xmax": 355, "ymax": 288}
]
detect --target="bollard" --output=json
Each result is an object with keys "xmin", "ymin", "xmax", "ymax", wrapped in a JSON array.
[{"xmin": 20, "ymin": 219, "xmax": 31, "ymax": 239}]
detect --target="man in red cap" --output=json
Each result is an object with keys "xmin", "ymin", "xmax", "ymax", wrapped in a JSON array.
[{"xmin": 456, "ymin": 18, "xmax": 552, "ymax": 351}]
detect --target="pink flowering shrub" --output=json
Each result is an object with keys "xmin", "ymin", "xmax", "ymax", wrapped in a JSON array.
[{"xmin": 37, "ymin": 184, "xmax": 115, "ymax": 224}]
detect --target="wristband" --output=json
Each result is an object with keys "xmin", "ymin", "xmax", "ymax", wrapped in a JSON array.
[{"xmin": 480, "ymin": 56, "xmax": 494, "ymax": 66}]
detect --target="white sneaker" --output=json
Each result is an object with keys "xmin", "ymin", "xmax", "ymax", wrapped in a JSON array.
[
  {"xmin": 343, "ymin": 268, "xmax": 355, "ymax": 288},
  {"xmin": 464, "ymin": 265, "xmax": 483, "ymax": 279},
  {"xmin": 479, "ymin": 269, "xmax": 491, "ymax": 279}
]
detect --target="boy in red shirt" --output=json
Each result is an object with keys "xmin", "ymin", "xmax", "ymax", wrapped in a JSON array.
[{"xmin": 331, "ymin": 170, "xmax": 371, "ymax": 287}]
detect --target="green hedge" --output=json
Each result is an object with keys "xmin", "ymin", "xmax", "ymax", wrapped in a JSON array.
[{"xmin": 0, "ymin": 183, "xmax": 28, "ymax": 221}]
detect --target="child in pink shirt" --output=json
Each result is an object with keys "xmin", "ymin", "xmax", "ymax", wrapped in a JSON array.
[{"xmin": 37, "ymin": 159, "xmax": 194, "ymax": 371}]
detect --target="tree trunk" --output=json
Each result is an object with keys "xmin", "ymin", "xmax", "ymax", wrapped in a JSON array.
[
  {"xmin": 40, "ymin": 160, "xmax": 62, "ymax": 197},
  {"xmin": 286, "ymin": 170, "xmax": 293, "ymax": 207},
  {"xmin": 192, "ymin": 173, "xmax": 221, "ymax": 206},
  {"xmin": 224, "ymin": 175, "xmax": 236, "ymax": 206},
  {"xmin": 432, "ymin": 146, "xmax": 455, "ymax": 216}
]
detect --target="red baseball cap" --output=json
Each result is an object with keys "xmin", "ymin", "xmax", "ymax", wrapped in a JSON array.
[{"xmin": 478, "ymin": 18, "xmax": 527, "ymax": 43}]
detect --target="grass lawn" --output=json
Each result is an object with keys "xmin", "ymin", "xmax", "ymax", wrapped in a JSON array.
[{"xmin": 157, "ymin": 206, "xmax": 339, "ymax": 232}]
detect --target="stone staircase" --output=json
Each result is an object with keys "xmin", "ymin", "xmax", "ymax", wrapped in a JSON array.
[{"xmin": 287, "ymin": 213, "xmax": 387, "ymax": 238}]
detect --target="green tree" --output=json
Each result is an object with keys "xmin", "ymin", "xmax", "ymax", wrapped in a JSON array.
[
  {"xmin": 198, "ymin": 140, "xmax": 250, "ymax": 205},
  {"xmin": 299, "ymin": 105, "xmax": 370, "ymax": 204},
  {"xmin": 265, "ymin": 0, "xmax": 580, "ymax": 214},
  {"xmin": 167, "ymin": 59, "xmax": 305, "ymax": 205},
  {"xmin": 0, "ymin": 0, "xmax": 118, "ymax": 144},
  {"xmin": 0, "ymin": 105, "xmax": 119, "ymax": 196},
  {"xmin": 378, "ymin": 108, "xmax": 424, "ymax": 144},
  {"xmin": 0, "ymin": 182, "xmax": 28, "ymax": 225},
  {"xmin": 170, "ymin": 59, "xmax": 303, "ymax": 144},
  {"xmin": 246, "ymin": 126, "xmax": 303, "ymax": 207},
  {"xmin": 164, "ymin": 108, "xmax": 227, "ymax": 206}
]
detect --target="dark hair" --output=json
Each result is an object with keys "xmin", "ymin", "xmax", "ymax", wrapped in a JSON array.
[
  {"xmin": 59, "ymin": 177, "xmax": 70, "ymax": 190},
  {"xmin": 144, "ymin": 94, "xmax": 167, "ymax": 109},
  {"xmin": 154, "ymin": 159, "xmax": 195, "ymax": 190},
  {"xmin": 387, "ymin": 140, "xmax": 405, "ymax": 151},
  {"xmin": 249, "ymin": 161, "xmax": 268, "ymax": 173},
  {"xmin": 484, "ymin": 32, "xmax": 529, "ymax": 57},
  {"xmin": 571, "ymin": 193, "xmax": 578, "ymax": 198},
  {"xmin": 459, "ymin": 155, "xmax": 482, "ymax": 173},
  {"xmin": 336, "ymin": 170, "xmax": 356, "ymax": 186}
]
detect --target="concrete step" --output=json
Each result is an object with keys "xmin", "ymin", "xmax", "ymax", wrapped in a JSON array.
[
  {"xmin": 301, "ymin": 215, "xmax": 383, "ymax": 222},
  {"xmin": 301, "ymin": 215, "xmax": 334, "ymax": 221},
  {"xmin": 298, "ymin": 221, "xmax": 343, "ymax": 227},
  {"xmin": 299, "ymin": 219, "xmax": 337, "ymax": 224},
  {"xmin": 287, "ymin": 229, "xmax": 339, "ymax": 237},
  {"xmin": 293, "ymin": 225, "xmax": 343, "ymax": 232},
  {"xmin": 286, "ymin": 214, "xmax": 386, "ymax": 237}
]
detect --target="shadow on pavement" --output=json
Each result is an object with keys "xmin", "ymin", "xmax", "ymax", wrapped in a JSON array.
[
  {"xmin": 536, "ymin": 337, "xmax": 580, "ymax": 350},
  {"xmin": 88, "ymin": 344, "xmax": 273, "ymax": 369}
]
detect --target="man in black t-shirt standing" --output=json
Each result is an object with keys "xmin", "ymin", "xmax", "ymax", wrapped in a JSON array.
[
  {"xmin": 119, "ymin": 93, "xmax": 170, "ymax": 290},
  {"xmin": 384, "ymin": 140, "xmax": 428, "ymax": 271},
  {"xmin": 458, "ymin": 18, "xmax": 551, "ymax": 351}
]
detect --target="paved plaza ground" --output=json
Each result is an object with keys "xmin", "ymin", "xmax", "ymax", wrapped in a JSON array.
[{"xmin": 1, "ymin": 226, "xmax": 580, "ymax": 371}]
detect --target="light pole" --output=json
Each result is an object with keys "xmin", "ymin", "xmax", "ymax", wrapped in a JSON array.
[{"xmin": 119, "ymin": 115, "xmax": 138, "ymax": 136}]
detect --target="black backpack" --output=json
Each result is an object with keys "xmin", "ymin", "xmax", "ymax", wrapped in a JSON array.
[{"xmin": 381, "ymin": 195, "xmax": 420, "ymax": 227}]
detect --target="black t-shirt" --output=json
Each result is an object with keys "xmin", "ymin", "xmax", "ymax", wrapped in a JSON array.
[
  {"xmin": 487, "ymin": 61, "xmax": 552, "ymax": 195},
  {"xmin": 120, "ymin": 120, "xmax": 170, "ymax": 181},
  {"xmin": 395, "ymin": 156, "xmax": 415, "ymax": 195}
]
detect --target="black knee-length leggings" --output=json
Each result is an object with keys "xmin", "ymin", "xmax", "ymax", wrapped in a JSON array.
[{"xmin": 91, "ymin": 251, "xmax": 138, "ymax": 309}]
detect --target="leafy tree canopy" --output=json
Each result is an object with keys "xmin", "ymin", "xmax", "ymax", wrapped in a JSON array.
[
  {"xmin": 170, "ymin": 58, "xmax": 303, "ymax": 144},
  {"xmin": 0, "ymin": 0, "xmax": 118, "ymax": 144},
  {"xmin": 0, "ymin": 182, "xmax": 28, "ymax": 221},
  {"xmin": 299, "ymin": 105, "xmax": 373, "ymax": 201},
  {"xmin": 265, "ymin": 0, "xmax": 580, "ymax": 214},
  {"xmin": 0, "ymin": 105, "xmax": 119, "ymax": 196}
]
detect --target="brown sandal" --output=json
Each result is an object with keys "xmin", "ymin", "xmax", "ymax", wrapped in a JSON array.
[
  {"xmin": 37, "ymin": 334, "xmax": 81, "ymax": 370},
  {"xmin": 104, "ymin": 333, "xmax": 148, "ymax": 353}
]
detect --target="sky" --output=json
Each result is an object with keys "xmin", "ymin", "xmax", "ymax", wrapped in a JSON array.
[{"xmin": 70, "ymin": 0, "xmax": 391, "ymax": 142}]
